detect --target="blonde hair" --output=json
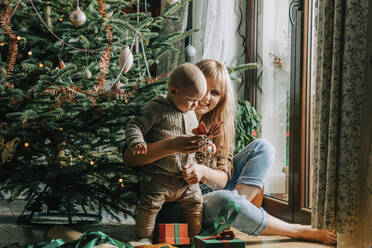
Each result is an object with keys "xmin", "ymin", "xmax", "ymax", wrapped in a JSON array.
[{"xmin": 195, "ymin": 59, "xmax": 236, "ymax": 165}]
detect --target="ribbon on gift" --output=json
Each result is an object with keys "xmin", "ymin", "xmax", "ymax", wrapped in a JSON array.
[{"xmin": 197, "ymin": 230, "xmax": 238, "ymax": 248}]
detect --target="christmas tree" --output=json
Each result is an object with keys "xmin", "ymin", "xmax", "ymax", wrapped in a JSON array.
[{"xmin": 0, "ymin": 0, "xmax": 258, "ymax": 223}]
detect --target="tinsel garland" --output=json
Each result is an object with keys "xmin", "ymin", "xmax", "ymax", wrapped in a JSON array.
[
  {"xmin": 0, "ymin": 0, "xmax": 18, "ymax": 75},
  {"xmin": 97, "ymin": 0, "xmax": 113, "ymax": 92}
]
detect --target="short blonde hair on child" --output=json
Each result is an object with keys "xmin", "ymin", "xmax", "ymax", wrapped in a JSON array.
[{"xmin": 168, "ymin": 63, "xmax": 206, "ymax": 94}]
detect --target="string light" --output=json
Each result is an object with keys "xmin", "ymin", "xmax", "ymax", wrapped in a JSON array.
[
  {"xmin": 90, "ymin": 160, "xmax": 95, "ymax": 165},
  {"xmin": 39, "ymin": 63, "xmax": 44, "ymax": 68},
  {"xmin": 118, "ymin": 178, "xmax": 123, "ymax": 183},
  {"xmin": 0, "ymin": 42, "xmax": 4, "ymax": 47},
  {"xmin": 120, "ymin": 183, "xmax": 125, "ymax": 188},
  {"xmin": 59, "ymin": 127, "xmax": 63, "ymax": 131},
  {"xmin": 28, "ymin": 51, "xmax": 32, "ymax": 56},
  {"xmin": 16, "ymin": 36, "xmax": 22, "ymax": 41},
  {"xmin": 24, "ymin": 142, "xmax": 30, "ymax": 147},
  {"xmin": 59, "ymin": 17, "xmax": 63, "ymax": 22},
  {"xmin": 62, "ymin": 141, "xmax": 67, "ymax": 146},
  {"xmin": 78, "ymin": 155, "xmax": 83, "ymax": 159},
  {"xmin": 55, "ymin": 67, "xmax": 60, "ymax": 70}
]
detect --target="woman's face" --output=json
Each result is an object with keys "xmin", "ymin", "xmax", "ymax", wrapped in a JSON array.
[{"xmin": 195, "ymin": 77, "xmax": 223, "ymax": 116}]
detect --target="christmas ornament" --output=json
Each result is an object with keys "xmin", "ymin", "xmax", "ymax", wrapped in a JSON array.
[
  {"xmin": 192, "ymin": 120, "xmax": 223, "ymax": 154},
  {"xmin": 119, "ymin": 46, "xmax": 133, "ymax": 74},
  {"xmin": 185, "ymin": 44, "xmax": 196, "ymax": 62},
  {"xmin": 59, "ymin": 59, "xmax": 65, "ymax": 69},
  {"xmin": 69, "ymin": 7, "xmax": 87, "ymax": 27},
  {"xmin": 115, "ymin": 82, "xmax": 125, "ymax": 100},
  {"xmin": 83, "ymin": 69, "xmax": 92, "ymax": 79}
]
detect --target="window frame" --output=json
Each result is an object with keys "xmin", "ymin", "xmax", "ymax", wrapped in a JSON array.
[{"xmin": 244, "ymin": 0, "xmax": 312, "ymax": 224}]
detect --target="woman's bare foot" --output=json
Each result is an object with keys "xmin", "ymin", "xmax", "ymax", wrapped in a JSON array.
[
  {"xmin": 261, "ymin": 215, "xmax": 337, "ymax": 245},
  {"xmin": 294, "ymin": 225, "xmax": 337, "ymax": 244}
]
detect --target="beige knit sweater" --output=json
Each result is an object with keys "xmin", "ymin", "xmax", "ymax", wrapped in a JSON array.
[{"xmin": 125, "ymin": 94, "xmax": 199, "ymax": 175}]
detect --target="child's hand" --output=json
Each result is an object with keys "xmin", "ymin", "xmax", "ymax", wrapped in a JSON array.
[{"xmin": 131, "ymin": 142, "xmax": 147, "ymax": 155}]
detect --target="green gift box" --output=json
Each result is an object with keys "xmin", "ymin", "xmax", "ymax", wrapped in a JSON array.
[{"xmin": 194, "ymin": 230, "xmax": 245, "ymax": 248}]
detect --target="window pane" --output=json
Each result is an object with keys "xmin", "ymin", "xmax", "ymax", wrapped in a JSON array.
[{"xmin": 256, "ymin": 0, "xmax": 291, "ymax": 201}]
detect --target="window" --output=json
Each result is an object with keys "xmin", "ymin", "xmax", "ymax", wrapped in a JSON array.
[{"xmin": 245, "ymin": 0, "xmax": 314, "ymax": 224}]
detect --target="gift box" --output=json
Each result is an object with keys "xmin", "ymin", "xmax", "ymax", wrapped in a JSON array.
[
  {"xmin": 158, "ymin": 223, "xmax": 190, "ymax": 245},
  {"xmin": 136, "ymin": 244, "xmax": 177, "ymax": 248},
  {"xmin": 193, "ymin": 230, "xmax": 244, "ymax": 248}
]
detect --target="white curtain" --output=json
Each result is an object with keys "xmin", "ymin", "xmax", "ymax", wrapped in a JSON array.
[{"xmin": 191, "ymin": 0, "xmax": 246, "ymax": 68}]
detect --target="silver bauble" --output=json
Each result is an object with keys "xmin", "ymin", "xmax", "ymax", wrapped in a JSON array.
[
  {"xmin": 69, "ymin": 7, "xmax": 87, "ymax": 27},
  {"xmin": 185, "ymin": 44, "xmax": 196, "ymax": 62},
  {"xmin": 83, "ymin": 69, "xmax": 92, "ymax": 79},
  {"xmin": 119, "ymin": 46, "xmax": 134, "ymax": 74}
]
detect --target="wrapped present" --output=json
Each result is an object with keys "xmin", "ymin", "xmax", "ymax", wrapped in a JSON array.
[
  {"xmin": 194, "ymin": 230, "xmax": 244, "ymax": 248},
  {"xmin": 158, "ymin": 223, "xmax": 190, "ymax": 245},
  {"xmin": 136, "ymin": 244, "xmax": 177, "ymax": 248}
]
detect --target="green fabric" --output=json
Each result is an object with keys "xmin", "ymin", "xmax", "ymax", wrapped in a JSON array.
[
  {"xmin": 4, "ymin": 231, "xmax": 133, "ymax": 248},
  {"xmin": 191, "ymin": 201, "xmax": 240, "ymax": 248},
  {"xmin": 174, "ymin": 223, "xmax": 179, "ymax": 244},
  {"xmin": 200, "ymin": 201, "xmax": 240, "ymax": 236}
]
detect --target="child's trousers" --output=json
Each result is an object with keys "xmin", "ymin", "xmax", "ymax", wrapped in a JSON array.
[{"xmin": 135, "ymin": 174, "xmax": 202, "ymax": 239}]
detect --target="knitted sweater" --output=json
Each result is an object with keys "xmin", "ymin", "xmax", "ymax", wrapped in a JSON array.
[{"xmin": 125, "ymin": 94, "xmax": 199, "ymax": 175}]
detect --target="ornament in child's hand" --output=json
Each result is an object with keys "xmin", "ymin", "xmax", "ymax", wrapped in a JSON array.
[
  {"xmin": 69, "ymin": 7, "xmax": 87, "ymax": 27},
  {"xmin": 119, "ymin": 46, "xmax": 134, "ymax": 74},
  {"xmin": 192, "ymin": 120, "xmax": 223, "ymax": 138}
]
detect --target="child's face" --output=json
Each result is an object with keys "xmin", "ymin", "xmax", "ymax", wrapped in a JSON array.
[{"xmin": 171, "ymin": 86, "xmax": 205, "ymax": 113}]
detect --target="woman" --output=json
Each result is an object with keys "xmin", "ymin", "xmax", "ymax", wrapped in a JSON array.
[{"xmin": 122, "ymin": 59, "xmax": 336, "ymax": 244}]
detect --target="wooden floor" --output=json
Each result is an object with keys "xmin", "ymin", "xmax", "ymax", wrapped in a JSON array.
[{"xmin": 0, "ymin": 200, "xmax": 334, "ymax": 248}]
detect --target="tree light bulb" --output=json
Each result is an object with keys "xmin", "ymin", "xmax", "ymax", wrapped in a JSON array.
[
  {"xmin": 59, "ymin": 127, "xmax": 63, "ymax": 131},
  {"xmin": 0, "ymin": 42, "xmax": 5, "ymax": 47},
  {"xmin": 59, "ymin": 17, "xmax": 63, "ymax": 22},
  {"xmin": 55, "ymin": 67, "xmax": 60, "ymax": 70},
  {"xmin": 120, "ymin": 183, "xmax": 125, "ymax": 188},
  {"xmin": 39, "ymin": 63, "xmax": 44, "ymax": 68},
  {"xmin": 28, "ymin": 51, "xmax": 32, "ymax": 56},
  {"xmin": 16, "ymin": 36, "xmax": 22, "ymax": 41},
  {"xmin": 118, "ymin": 178, "xmax": 123, "ymax": 183},
  {"xmin": 78, "ymin": 155, "xmax": 83, "ymax": 159},
  {"xmin": 62, "ymin": 141, "xmax": 67, "ymax": 146},
  {"xmin": 24, "ymin": 142, "xmax": 29, "ymax": 147},
  {"xmin": 90, "ymin": 161, "xmax": 94, "ymax": 165}
]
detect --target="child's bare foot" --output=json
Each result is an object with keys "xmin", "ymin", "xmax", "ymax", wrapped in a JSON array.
[{"xmin": 294, "ymin": 225, "xmax": 337, "ymax": 244}]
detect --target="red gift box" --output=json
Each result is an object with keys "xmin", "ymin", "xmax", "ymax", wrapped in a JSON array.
[{"xmin": 158, "ymin": 223, "xmax": 190, "ymax": 245}]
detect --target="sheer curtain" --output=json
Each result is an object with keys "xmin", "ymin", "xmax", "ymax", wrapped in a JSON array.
[
  {"xmin": 190, "ymin": 0, "xmax": 245, "ymax": 70},
  {"xmin": 311, "ymin": 0, "xmax": 371, "ymax": 246}
]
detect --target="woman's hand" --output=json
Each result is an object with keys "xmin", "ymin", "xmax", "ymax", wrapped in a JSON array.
[
  {"xmin": 182, "ymin": 163, "xmax": 205, "ymax": 185},
  {"xmin": 169, "ymin": 135, "xmax": 207, "ymax": 154}
]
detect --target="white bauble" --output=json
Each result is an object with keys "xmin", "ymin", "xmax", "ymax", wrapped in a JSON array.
[
  {"xmin": 185, "ymin": 44, "xmax": 196, "ymax": 61},
  {"xmin": 69, "ymin": 7, "xmax": 87, "ymax": 27},
  {"xmin": 119, "ymin": 46, "xmax": 134, "ymax": 74},
  {"xmin": 83, "ymin": 69, "xmax": 92, "ymax": 79}
]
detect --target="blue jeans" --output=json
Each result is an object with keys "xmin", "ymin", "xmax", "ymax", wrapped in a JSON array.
[{"xmin": 156, "ymin": 138, "xmax": 275, "ymax": 236}]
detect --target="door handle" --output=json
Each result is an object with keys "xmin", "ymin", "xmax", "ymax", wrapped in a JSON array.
[{"xmin": 289, "ymin": 0, "xmax": 299, "ymax": 27}]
